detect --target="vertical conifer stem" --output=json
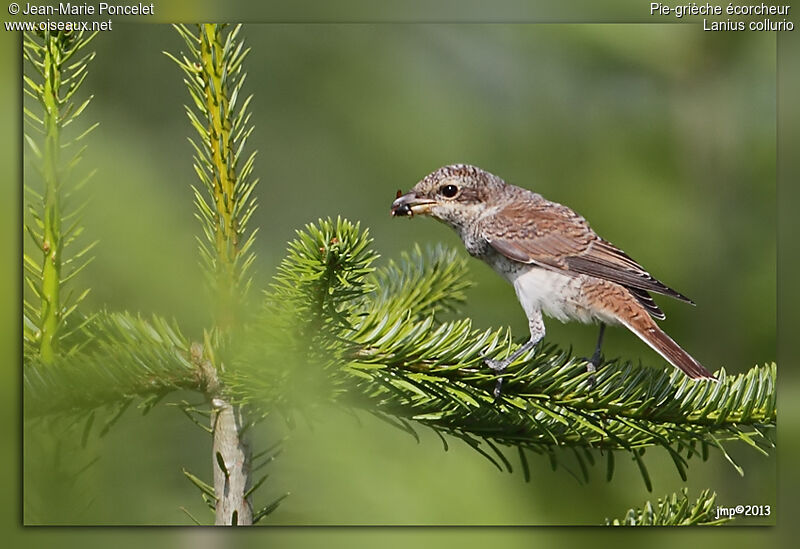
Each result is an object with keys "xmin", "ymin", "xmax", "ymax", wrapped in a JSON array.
[
  {"xmin": 193, "ymin": 342, "xmax": 253, "ymax": 525},
  {"xmin": 196, "ymin": 24, "xmax": 252, "ymax": 525},
  {"xmin": 200, "ymin": 23, "xmax": 239, "ymax": 332},
  {"xmin": 40, "ymin": 31, "xmax": 63, "ymax": 364},
  {"xmin": 211, "ymin": 401, "xmax": 253, "ymax": 525}
]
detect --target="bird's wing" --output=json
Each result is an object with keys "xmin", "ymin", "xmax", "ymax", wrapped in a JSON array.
[{"xmin": 482, "ymin": 199, "xmax": 693, "ymax": 306}]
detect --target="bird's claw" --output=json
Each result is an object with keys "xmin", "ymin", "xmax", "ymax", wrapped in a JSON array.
[
  {"xmin": 484, "ymin": 357, "xmax": 509, "ymax": 403},
  {"xmin": 485, "ymin": 358, "xmax": 507, "ymax": 373},
  {"xmin": 582, "ymin": 353, "xmax": 602, "ymax": 389},
  {"xmin": 492, "ymin": 378, "xmax": 504, "ymax": 401}
]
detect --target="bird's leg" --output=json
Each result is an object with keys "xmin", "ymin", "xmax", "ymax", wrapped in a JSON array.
[
  {"xmin": 585, "ymin": 323, "xmax": 606, "ymax": 387},
  {"xmin": 589, "ymin": 323, "xmax": 606, "ymax": 369},
  {"xmin": 485, "ymin": 311, "xmax": 544, "ymax": 400},
  {"xmin": 485, "ymin": 338, "xmax": 537, "ymax": 373}
]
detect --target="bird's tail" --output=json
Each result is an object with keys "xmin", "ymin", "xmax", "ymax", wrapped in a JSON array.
[{"xmin": 621, "ymin": 313, "xmax": 717, "ymax": 381}]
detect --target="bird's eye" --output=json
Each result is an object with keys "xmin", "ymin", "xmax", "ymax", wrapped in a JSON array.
[{"xmin": 439, "ymin": 184, "xmax": 459, "ymax": 198}]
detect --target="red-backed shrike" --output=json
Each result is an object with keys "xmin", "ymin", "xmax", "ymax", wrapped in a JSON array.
[{"xmin": 392, "ymin": 164, "xmax": 715, "ymax": 397}]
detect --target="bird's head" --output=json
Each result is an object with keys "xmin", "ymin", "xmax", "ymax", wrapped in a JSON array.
[{"xmin": 391, "ymin": 164, "xmax": 506, "ymax": 230}]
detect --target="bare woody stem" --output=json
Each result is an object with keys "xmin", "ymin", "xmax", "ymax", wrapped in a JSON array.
[
  {"xmin": 192, "ymin": 342, "xmax": 253, "ymax": 525},
  {"xmin": 211, "ymin": 402, "xmax": 253, "ymax": 524}
]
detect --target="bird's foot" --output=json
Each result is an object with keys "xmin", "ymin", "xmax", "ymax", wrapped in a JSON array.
[
  {"xmin": 484, "ymin": 357, "xmax": 510, "ymax": 402},
  {"xmin": 582, "ymin": 352, "xmax": 602, "ymax": 389},
  {"xmin": 484, "ymin": 339, "xmax": 538, "ymax": 402}
]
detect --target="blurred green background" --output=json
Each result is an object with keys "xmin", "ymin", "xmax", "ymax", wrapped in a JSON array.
[{"xmin": 16, "ymin": 20, "xmax": 777, "ymax": 528}]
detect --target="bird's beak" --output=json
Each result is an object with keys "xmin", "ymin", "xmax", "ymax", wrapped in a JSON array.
[{"xmin": 391, "ymin": 191, "xmax": 436, "ymax": 217}]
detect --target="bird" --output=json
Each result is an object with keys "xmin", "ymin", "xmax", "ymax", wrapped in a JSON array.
[{"xmin": 391, "ymin": 164, "xmax": 716, "ymax": 398}]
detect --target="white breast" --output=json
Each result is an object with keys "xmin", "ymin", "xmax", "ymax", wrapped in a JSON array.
[{"xmin": 510, "ymin": 266, "xmax": 602, "ymax": 325}]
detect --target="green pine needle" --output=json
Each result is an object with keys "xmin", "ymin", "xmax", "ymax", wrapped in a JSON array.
[
  {"xmin": 606, "ymin": 488, "xmax": 733, "ymax": 526},
  {"xmin": 24, "ymin": 312, "xmax": 197, "ymax": 417}
]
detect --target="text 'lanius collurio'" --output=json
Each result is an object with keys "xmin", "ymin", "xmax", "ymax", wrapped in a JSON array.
[{"xmin": 391, "ymin": 164, "xmax": 716, "ymax": 397}]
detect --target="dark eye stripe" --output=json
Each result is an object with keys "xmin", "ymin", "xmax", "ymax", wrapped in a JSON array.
[{"xmin": 440, "ymin": 184, "xmax": 458, "ymax": 198}]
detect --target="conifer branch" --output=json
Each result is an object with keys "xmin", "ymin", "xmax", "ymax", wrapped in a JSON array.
[
  {"xmin": 232, "ymin": 218, "xmax": 776, "ymax": 489},
  {"xmin": 24, "ymin": 312, "xmax": 198, "ymax": 417},
  {"xmin": 166, "ymin": 23, "xmax": 257, "ymax": 332},
  {"xmin": 606, "ymin": 488, "xmax": 732, "ymax": 525},
  {"xmin": 23, "ymin": 29, "xmax": 99, "ymax": 362}
]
